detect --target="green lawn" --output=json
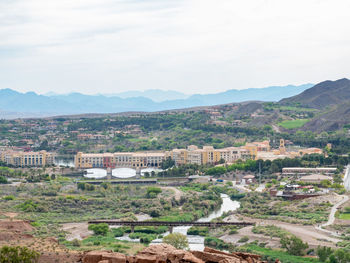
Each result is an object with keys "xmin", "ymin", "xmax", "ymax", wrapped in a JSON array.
[
  {"xmin": 338, "ymin": 213, "xmax": 350, "ymax": 220},
  {"xmin": 278, "ymin": 119, "xmax": 310, "ymax": 129}
]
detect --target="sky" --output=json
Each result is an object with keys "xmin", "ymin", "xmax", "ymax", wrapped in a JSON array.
[{"xmin": 1, "ymin": 0, "xmax": 350, "ymax": 95}]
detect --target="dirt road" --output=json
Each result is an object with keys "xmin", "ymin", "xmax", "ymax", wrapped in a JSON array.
[{"xmin": 254, "ymin": 220, "xmax": 340, "ymax": 247}]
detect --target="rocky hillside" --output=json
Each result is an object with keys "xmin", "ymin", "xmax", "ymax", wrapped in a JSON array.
[
  {"xmin": 81, "ymin": 244, "xmax": 272, "ymax": 263},
  {"xmin": 280, "ymin": 78, "xmax": 350, "ymax": 109}
]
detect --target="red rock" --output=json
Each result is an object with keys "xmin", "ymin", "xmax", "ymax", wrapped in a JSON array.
[
  {"xmin": 83, "ymin": 251, "xmax": 105, "ymax": 263},
  {"xmin": 102, "ymin": 252, "xmax": 126, "ymax": 263}
]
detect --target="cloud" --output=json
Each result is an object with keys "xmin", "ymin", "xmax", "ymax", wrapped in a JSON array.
[{"xmin": 0, "ymin": 0, "xmax": 350, "ymax": 94}]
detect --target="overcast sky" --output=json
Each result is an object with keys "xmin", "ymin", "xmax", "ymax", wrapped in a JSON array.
[{"xmin": 1, "ymin": 0, "xmax": 350, "ymax": 95}]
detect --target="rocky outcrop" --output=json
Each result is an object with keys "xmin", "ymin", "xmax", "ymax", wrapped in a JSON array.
[
  {"xmin": 82, "ymin": 251, "xmax": 126, "ymax": 263},
  {"xmin": 82, "ymin": 244, "xmax": 276, "ymax": 263}
]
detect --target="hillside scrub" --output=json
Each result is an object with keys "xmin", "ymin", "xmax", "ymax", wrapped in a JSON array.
[{"xmin": 237, "ymin": 192, "xmax": 330, "ymax": 224}]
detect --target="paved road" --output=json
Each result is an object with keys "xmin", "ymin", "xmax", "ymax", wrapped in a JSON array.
[
  {"xmin": 344, "ymin": 165, "xmax": 350, "ymax": 191},
  {"xmin": 315, "ymin": 194, "xmax": 349, "ymax": 237}
]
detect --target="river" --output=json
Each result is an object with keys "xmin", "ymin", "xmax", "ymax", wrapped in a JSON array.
[{"xmin": 116, "ymin": 193, "xmax": 240, "ymax": 250}]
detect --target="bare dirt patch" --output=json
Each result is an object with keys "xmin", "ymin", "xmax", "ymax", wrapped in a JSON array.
[{"xmin": 62, "ymin": 222, "xmax": 93, "ymax": 241}]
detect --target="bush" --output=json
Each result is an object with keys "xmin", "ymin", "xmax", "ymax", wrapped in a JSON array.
[
  {"xmin": 112, "ymin": 228, "xmax": 125, "ymax": 237},
  {"xmin": 146, "ymin": 187, "xmax": 162, "ymax": 198},
  {"xmin": 3, "ymin": 195, "xmax": 15, "ymax": 200},
  {"xmin": 280, "ymin": 236, "xmax": 308, "ymax": 256},
  {"xmin": 71, "ymin": 239, "xmax": 81, "ymax": 247},
  {"xmin": 187, "ymin": 227, "xmax": 209, "ymax": 236},
  {"xmin": 88, "ymin": 223, "xmax": 109, "ymax": 236},
  {"xmin": 238, "ymin": 236, "xmax": 249, "ymax": 243},
  {"xmin": 0, "ymin": 176, "xmax": 9, "ymax": 184},
  {"xmin": 0, "ymin": 246, "xmax": 39, "ymax": 263},
  {"xmin": 163, "ymin": 233, "xmax": 189, "ymax": 249}
]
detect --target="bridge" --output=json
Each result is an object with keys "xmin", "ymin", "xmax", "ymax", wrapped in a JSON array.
[{"xmin": 88, "ymin": 220, "xmax": 255, "ymax": 233}]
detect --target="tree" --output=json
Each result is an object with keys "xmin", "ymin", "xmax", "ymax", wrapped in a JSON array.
[
  {"xmin": 88, "ymin": 223, "xmax": 109, "ymax": 236},
  {"xmin": 317, "ymin": 246, "xmax": 333, "ymax": 262},
  {"xmin": 280, "ymin": 236, "xmax": 308, "ymax": 256},
  {"xmin": 333, "ymin": 174, "xmax": 343, "ymax": 184},
  {"xmin": 0, "ymin": 246, "xmax": 39, "ymax": 263},
  {"xmin": 163, "ymin": 233, "xmax": 189, "ymax": 250}
]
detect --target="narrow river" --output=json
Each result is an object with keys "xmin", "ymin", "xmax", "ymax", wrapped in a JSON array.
[{"xmin": 117, "ymin": 193, "xmax": 240, "ymax": 250}]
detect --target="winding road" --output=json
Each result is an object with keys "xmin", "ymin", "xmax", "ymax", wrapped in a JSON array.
[{"xmin": 315, "ymin": 194, "xmax": 349, "ymax": 237}]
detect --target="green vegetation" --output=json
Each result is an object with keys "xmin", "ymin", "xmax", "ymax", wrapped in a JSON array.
[
  {"xmin": 0, "ymin": 246, "xmax": 39, "ymax": 263},
  {"xmin": 187, "ymin": 227, "xmax": 209, "ymax": 236},
  {"xmin": 239, "ymin": 244, "xmax": 321, "ymax": 263},
  {"xmin": 63, "ymin": 231, "xmax": 139, "ymax": 253},
  {"xmin": 0, "ymin": 175, "xmax": 9, "ymax": 184},
  {"xmin": 88, "ymin": 223, "xmax": 109, "ymax": 236},
  {"xmin": 316, "ymin": 246, "xmax": 350, "ymax": 263},
  {"xmin": 238, "ymin": 192, "xmax": 330, "ymax": 224},
  {"xmin": 163, "ymin": 233, "xmax": 189, "ymax": 250},
  {"xmin": 338, "ymin": 213, "xmax": 350, "ymax": 220},
  {"xmin": 252, "ymin": 225, "xmax": 290, "ymax": 239},
  {"xmin": 204, "ymin": 237, "xmax": 232, "ymax": 250},
  {"xmin": 278, "ymin": 119, "xmax": 310, "ymax": 129},
  {"xmin": 280, "ymin": 235, "xmax": 309, "ymax": 256}
]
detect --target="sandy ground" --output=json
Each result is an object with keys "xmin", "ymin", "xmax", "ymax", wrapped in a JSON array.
[
  {"xmin": 221, "ymin": 226, "xmax": 281, "ymax": 248},
  {"xmin": 62, "ymin": 213, "xmax": 152, "ymax": 241},
  {"xmin": 61, "ymin": 222, "xmax": 93, "ymax": 241},
  {"xmin": 2, "ymin": 212, "xmax": 18, "ymax": 218},
  {"xmin": 222, "ymin": 215, "xmax": 341, "ymax": 248}
]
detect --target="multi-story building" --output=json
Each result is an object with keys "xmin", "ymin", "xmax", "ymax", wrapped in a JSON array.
[
  {"xmin": 167, "ymin": 145, "xmax": 255, "ymax": 166},
  {"xmin": 75, "ymin": 152, "xmax": 166, "ymax": 169},
  {"xmin": 0, "ymin": 150, "xmax": 54, "ymax": 167}
]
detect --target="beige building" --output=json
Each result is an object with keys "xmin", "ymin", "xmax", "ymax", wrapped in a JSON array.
[
  {"xmin": 0, "ymin": 150, "xmax": 54, "ymax": 167},
  {"xmin": 167, "ymin": 145, "xmax": 254, "ymax": 166},
  {"xmin": 75, "ymin": 151, "xmax": 165, "ymax": 169}
]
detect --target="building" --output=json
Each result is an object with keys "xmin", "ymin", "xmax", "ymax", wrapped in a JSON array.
[
  {"xmin": 282, "ymin": 167, "xmax": 337, "ymax": 176},
  {"xmin": 299, "ymin": 174, "xmax": 333, "ymax": 184},
  {"xmin": 166, "ymin": 145, "xmax": 254, "ymax": 166},
  {"xmin": 0, "ymin": 150, "xmax": 54, "ymax": 167},
  {"xmin": 75, "ymin": 152, "xmax": 166, "ymax": 169}
]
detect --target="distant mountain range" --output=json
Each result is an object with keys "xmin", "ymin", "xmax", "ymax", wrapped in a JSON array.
[
  {"xmin": 0, "ymin": 84, "xmax": 313, "ymax": 118},
  {"xmin": 281, "ymin": 78, "xmax": 350, "ymax": 132}
]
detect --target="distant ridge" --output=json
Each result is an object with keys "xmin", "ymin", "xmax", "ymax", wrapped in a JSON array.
[
  {"xmin": 280, "ymin": 78, "xmax": 350, "ymax": 109},
  {"xmin": 279, "ymin": 78, "xmax": 350, "ymax": 132},
  {"xmin": 0, "ymin": 84, "xmax": 313, "ymax": 118}
]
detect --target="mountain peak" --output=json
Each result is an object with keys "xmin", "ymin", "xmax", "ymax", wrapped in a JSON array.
[{"xmin": 280, "ymin": 78, "xmax": 350, "ymax": 109}]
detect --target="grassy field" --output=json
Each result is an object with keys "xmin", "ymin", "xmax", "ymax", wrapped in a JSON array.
[
  {"xmin": 278, "ymin": 119, "xmax": 310, "ymax": 129},
  {"xmin": 241, "ymin": 244, "xmax": 321, "ymax": 263},
  {"xmin": 338, "ymin": 213, "xmax": 350, "ymax": 220}
]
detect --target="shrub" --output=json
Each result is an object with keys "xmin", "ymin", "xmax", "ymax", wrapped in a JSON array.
[
  {"xmin": 3, "ymin": 195, "xmax": 15, "ymax": 200},
  {"xmin": 238, "ymin": 236, "xmax": 249, "ymax": 243},
  {"xmin": 88, "ymin": 223, "xmax": 109, "ymax": 236},
  {"xmin": 0, "ymin": 176, "xmax": 9, "ymax": 184},
  {"xmin": 146, "ymin": 187, "xmax": 162, "ymax": 198},
  {"xmin": 163, "ymin": 233, "xmax": 189, "ymax": 250},
  {"xmin": 0, "ymin": 246, "xmax": 39, "ymax": 263},
  {"xmin": 71, "ymin": 239, "xmax": 81, "ymax": 247},
  {"xmin": 280, "ymin": 236, "xmax": 308, "ymax": 256}
]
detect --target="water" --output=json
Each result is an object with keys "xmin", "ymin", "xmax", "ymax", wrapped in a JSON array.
[{"xmin": 117, "ymin": 193, "xmax": 240, "ymax": 250}]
